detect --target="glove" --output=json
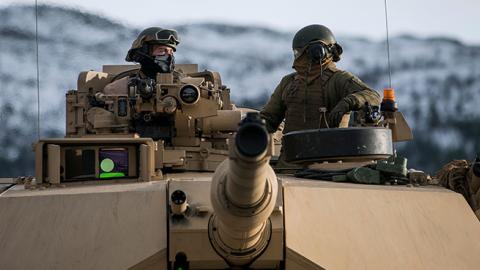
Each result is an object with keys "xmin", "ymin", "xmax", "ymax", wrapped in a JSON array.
[
  {"xmin": 328, "ymin": 99, "xmax": 351, "ymax": 127},
  {"xmin": 128, "ymin": 77, "xmax": 155, "ymax": 99}
]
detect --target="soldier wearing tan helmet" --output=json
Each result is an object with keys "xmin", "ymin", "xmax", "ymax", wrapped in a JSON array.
[
  {"xmin": 104, "ymin": 27, "xmax": 181, "ymax": 95},
  {"xmin": 260, "ymin": 24, "xmax": 381, "ymax": 133}
]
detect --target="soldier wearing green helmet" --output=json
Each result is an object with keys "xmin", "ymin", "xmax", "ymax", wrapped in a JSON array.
[
  {"xmin": 125, "ymin": 27, "xmax": 180, "ymax": 76},
  {"xmin": 260, "ymin": 24, "xmax": 381, "ymax": 133},
  {"xmin": 104, "ymin": 27, "xmax": 182, "ymax": 95}
]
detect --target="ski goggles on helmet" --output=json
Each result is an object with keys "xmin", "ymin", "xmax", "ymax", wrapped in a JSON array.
[{"xmin": 155, "ymin": 29, "xmax": 180, "ymax": 45}]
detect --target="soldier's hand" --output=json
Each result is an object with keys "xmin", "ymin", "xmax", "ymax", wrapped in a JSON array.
[
  {"xmin": 328, "ymin": 99, "xmax": 350, "ymax": 127},
  {"xmin": 128, "ymin": 77, "xmax": 155, "ymax": 99}
]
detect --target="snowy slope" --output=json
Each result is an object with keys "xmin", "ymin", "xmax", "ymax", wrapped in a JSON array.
[{"xmin": 1, "ymin": 4, "xmax": 480, "ymax": 175}]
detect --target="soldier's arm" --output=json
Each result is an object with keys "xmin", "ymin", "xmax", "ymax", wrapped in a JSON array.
[
  {"xmin": 336, "ymin": 71, "xmax": 381, "ymax": 110},
  {"xmin": 260, "ymin": 79, "xmax": 288, "ymax": 133}
]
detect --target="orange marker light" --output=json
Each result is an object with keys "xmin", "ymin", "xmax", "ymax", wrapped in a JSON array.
[
  {"xmin": 383, "ymin": 88, "xmax": 395, "ymax": 101},
  {"xmin": 381, "ymin": 88, "xmax": 398, "ymax": 112}
]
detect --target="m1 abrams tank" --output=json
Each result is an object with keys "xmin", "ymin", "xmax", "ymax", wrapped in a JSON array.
[{"xmin": 1, "ymin": 64, "xmax": 480, "ymax": 270}]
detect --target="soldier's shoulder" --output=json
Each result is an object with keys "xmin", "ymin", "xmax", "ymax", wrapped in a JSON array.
[
  {"xmin": 279, "ymin": 72, "xmax": 297, "ymax": 84},
  {"xmin": 331, "ymin": 69, "xmax": 362, "ymax": 83},
  {"xmin": 332, "ymin": 69, "xmax": 375, "ymax": 92},
  {"xmin": 331, "ymin": 68, "xmax": 353, "ymax": 77}
]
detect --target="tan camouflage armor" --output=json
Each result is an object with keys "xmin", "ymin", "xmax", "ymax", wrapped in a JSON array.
[{"xmin": 260, "ymin": 24, "xmax": 381, "ymax": 134}]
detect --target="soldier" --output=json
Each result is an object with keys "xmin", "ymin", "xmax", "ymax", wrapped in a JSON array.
[
  {"xmin": 260, "ymin": 24, "xmax": 381, "ymax": 133},
  {"xmin": 104, "ymin": 27, "xmax": 181, "ymax": 95}
]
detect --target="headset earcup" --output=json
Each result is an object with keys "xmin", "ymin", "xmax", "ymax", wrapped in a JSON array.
[
  {"xmin": 332, "ymin": 43, "xmax": 343, "ymax": 62},
  {"xmin": 126, "ymin": 45, "xmax": 151, "ymax": 63},
  {"xmin": 335, "ymin": 43, "xmax": 343, "ymax": 55},
  {"xmin": 125, "ymin": 49, "xmax": 134, "ymax": 62}
]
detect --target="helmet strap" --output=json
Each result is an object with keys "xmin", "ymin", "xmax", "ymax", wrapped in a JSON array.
[{"xmin": 303, "ymin": 61, "xmax": 312, "ymax": 123}]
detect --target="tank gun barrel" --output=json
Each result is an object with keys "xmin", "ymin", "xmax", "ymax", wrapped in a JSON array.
[{"xmin": 209, "ymin": 112, "xmax": 278, "ymax": 267}]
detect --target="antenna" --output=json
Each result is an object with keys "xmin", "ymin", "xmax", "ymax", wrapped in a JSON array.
[
  {"xmin": 35, "ymin": 0, "xmax": 40, "ymax": 139},
  {"xmin": 384, "ymin": 0, "xmax": 392, "ymax": 88}
]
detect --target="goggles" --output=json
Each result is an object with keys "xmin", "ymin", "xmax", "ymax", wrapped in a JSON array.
[
  {"xmin": 293, "ymin": 40, "xmax": 328, "ymax": 59},
  {"xmin": 155, "ymin": 29, "xmax": 180, "ymax": 45}
]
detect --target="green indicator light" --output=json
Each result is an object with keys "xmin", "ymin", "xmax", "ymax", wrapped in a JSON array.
[
  {"xmin": 100, "ymin": 172, "xmax": 126, "ymax": 179},
  {"xmin": 100, "ymin": 158, "xmax": 115, "ymax": 172}
]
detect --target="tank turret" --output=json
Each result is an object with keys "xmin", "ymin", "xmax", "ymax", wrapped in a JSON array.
[
  {"xmin": 209, "ymin": 112, "xmax": 278, "ymax": 267},
  {"xmin": 2, "ymin": 64, "xmax": 480, "ymax": 270},
  {"xmin": 24, "ymin": 64, "xmax": 244, "ymax": 186}
]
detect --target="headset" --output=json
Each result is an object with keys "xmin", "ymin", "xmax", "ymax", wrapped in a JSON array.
[{"xmin": 126, "ymin": 44, "xmax": 175, "ymax": 75}]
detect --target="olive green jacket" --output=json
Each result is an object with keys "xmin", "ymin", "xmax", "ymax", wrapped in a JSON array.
[{"xmin": 260, "ymin": 63, "xmax": 380, "ymax": 133}]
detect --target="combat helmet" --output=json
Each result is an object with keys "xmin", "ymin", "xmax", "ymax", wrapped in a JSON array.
[
  {"xmin": 126, "ymin": 27, "xmax": 180, "ymax": 62},
  {"xmin": 292, "ymin": 24, "xmax": 343, "ymax": 62}
]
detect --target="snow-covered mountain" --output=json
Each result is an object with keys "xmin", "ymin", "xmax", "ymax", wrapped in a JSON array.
[{"xmin": 1, "ymin": 4, "xmax": 479, "ymax": 176}]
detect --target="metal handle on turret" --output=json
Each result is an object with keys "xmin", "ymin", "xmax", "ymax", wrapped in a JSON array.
[{"xmin": 209, "ymin": 112, "xmax": 278, "ymax": 267}]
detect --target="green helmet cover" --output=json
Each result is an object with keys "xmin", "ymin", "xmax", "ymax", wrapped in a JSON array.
[
  {"xmin": 126, "ymin": 27, "xmax": 180, "ymax": 62},
  {"xmin": 292, "ymin": 24, "xmax": 343, "ymax": 62},
  {"xmin": 292, "ymin": 24, "xmax": 337, "ymax": 49}
]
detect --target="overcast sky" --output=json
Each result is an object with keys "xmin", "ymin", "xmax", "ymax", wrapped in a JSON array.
[{"xmin": 3, "ymin": 0, "xmax": 480, "ymax": 44}]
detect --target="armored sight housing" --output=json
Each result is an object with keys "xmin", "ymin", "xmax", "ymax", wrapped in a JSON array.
[{"xmin": 62, "ymin": 64, "xmax": 249, "ymax": 176}]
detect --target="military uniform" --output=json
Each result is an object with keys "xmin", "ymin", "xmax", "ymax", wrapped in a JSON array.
[
  {"xmin": 261, "ymin": 24, "xmax": 381, "ymax": 171},
  {"xmin": 260, "ymin": 62, "xmax": 380, "ymax": 134},
  {"xmin": 103, "ymin": 27, "xmax": 181, "ymax": 96}
]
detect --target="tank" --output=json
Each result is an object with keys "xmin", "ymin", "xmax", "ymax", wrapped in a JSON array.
[{"xmin": 1, "ymin": 64, "xmax": 480, "ymax": 270}]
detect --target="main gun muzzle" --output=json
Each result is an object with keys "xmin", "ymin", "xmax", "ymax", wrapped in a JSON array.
[{"xmin": 209, "ymin": 112, "xmax": 278, "ymax": 267}]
